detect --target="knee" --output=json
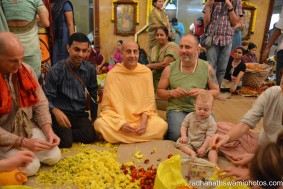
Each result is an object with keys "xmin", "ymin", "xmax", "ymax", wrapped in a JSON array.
[
  {"xmin": 21, "ymin": 158, "xmax": 41, "ymax": 176},
  {"xmin": 94, "ymin": 118, "xmax": 103, "ymax": 132},
  {"xmin": 81, "ymin": 131, "xmax": 96, "ymax": 144},
  {"xmin": 59, "ymin": 138, "xmax": 73, "ymax": 148},
  {"xmin": 40, "ymin": 147, "xmax": 61, "ymax": 165}
]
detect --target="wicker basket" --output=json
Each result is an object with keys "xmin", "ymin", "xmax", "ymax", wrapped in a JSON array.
[{"xmin": 242, "ymin": 63, "xmax": 271, "ymax": 88}]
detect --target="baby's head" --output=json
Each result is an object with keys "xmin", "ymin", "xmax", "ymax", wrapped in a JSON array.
[{"xmin": 194, "ymin": 91, "xmax": 214, "ymax": 120}]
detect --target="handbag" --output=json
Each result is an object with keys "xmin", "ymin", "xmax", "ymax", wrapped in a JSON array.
[{"xmin": 200, "ymin": 4, "xmax": 226, "ymax": 48}]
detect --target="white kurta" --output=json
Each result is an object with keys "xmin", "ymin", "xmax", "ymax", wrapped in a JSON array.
[{"xmin": 240, "ymin": 86, "xmax": 283, "ymax": 144}]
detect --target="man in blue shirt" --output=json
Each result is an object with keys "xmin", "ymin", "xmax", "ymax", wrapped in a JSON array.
[
  {"xmin": 44, "ymin": 32, "xmax": 97, "ymax": 148},
  {"xmin": 171, "ymin": 17, "xmax": 185, "ymax": 44}
]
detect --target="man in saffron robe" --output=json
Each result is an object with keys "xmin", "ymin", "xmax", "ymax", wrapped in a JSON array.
[{"xmin": 94, "ymin": 41, "xmax": 168, "ymax": 143}]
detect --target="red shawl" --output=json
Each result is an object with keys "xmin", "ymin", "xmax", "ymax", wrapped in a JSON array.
[{"xmin": 0, "ymin": 65, "xmax": 39, "ymax": 114}]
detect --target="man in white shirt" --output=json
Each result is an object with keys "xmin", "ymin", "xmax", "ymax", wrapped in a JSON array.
[{"xmin": 262, "ymin": 6, "xmax": 283, "ymax": 85}]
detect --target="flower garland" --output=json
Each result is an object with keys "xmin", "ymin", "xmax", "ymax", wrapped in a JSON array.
[
  {"xmin": 242, "ymin": 1, "xmax": 258, "ymax": 34},
  {"xmin": 112, "ymin": 0, "xmax": 139, "ymax": 23}
]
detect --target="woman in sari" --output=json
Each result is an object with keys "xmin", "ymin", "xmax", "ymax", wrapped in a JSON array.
[
  {"xmin": 147, "ymin": 26, "xmax": 179, "ymax": 90},
  {"xmin": 2, "ymin": 0, "xmax": 49, "ymax": 77},
  {"xmin": 148, "ymin": 0, "xmax": 170, "ymax": 50},
  {"xmin": 51, "ymin": 0, "xmax": 75, "ymax": 65}
]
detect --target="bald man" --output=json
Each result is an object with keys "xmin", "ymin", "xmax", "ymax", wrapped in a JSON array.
[
  {"xmin": 157, "ymin": 34, "xmax": 220, "ymax": 141},
  {"xmin": 94, "ymin": 41, "xmax": 168, "ymax": 143},
  {"xmin": 0, "ymin": 32, "xmax": 61, "ymax": 177}
]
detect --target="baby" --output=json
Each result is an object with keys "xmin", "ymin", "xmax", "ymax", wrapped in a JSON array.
[{"xmin": 176, "ymin": 91, "xmax": 218, "ymax": 166}]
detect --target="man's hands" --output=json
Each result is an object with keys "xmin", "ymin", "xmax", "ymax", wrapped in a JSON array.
[
  {"xmin": 21, "ymin": 124, "xmax": 60, "ymax": 152},
  {"xmin": 170, "ymin": 88, "xmax": 206, "ymax": 98},
  {"xmin": 120, "ymin": 122, "xmax": 147, "ymax": 135},
  {"xmin": 52, "ymin": 108, "xmax": 71, "ymax": 128}
]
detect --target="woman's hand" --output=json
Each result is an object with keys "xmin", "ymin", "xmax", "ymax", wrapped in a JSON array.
[
  {"xmin": 0, "ymin": 151, "xmax": 35, "ymax": 172},
  {"xmin": 230, "ymin": 153, "xmax": 255, "ymax": 167},
  {"xmin": 230, "ymin": 86, "xmax": 237, "ymax": 93},
  {"xmin": 211, "ymin": 134, "xmax": 230, "ymax": 149},
  {"xmin": 218, "ymin": 167, "xmax": 250, "ymax": 181}
]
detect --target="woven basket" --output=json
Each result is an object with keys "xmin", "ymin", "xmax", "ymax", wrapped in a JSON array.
[{"xmin": 242, "ymin": 63, "xmax": 271, "ymax": 88}]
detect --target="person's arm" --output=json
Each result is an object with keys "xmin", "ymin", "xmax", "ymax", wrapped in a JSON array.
[
  {"xmin": 157, "ymin": 66, "xmax": 188, "ymax": 99},
  {"xmin": 262, "ymin": 27, "xmax": 282, "ymax": 62},
  {"xmin": 0, "ymin": 151, "xmax": 35, "ymax": 173},
  {"xmin": 203, "ymin": 0, "xmax": 213, "ymax": 26},
  {"xmin": 230, "ymin": 71, "xmax": 245, "ymax": 93},
  {"xmin": 226, "ymin": 122, "xmax": 251, "ymax": 142},
  {"xmin": 225, "ymin": 0, "xmax": 240, "ymax": 27},
  {"xmin": 207, "ymin": 64, "xmax": 220, "ymax": 97},
  {"xmin": 36, "ymin": 5, "xmax": 49, "ymax": 28},
  {"xmin": 147, "ymin": 56, "xmax": 175, "ymax": 70},
  {"xmin": 65, "ymin": 11, "xmax": 74, "ymax": 36}
]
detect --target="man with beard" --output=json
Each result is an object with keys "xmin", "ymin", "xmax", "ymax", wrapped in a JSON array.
[
  {"xmin": 44, "ymin": 32, "xmax": 97, "ymax": 148},
  {"xmin": 94, "ymin": 41, "xmax": 168, "ymax": 143},
  {"xmin": 157, "ymin": 34, "xmax": 220, "ymax": 141}
]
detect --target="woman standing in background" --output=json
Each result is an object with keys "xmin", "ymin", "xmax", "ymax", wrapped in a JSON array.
[
  {"xmin": 148, "ymin": 0, "xmax": 170, "ymax": 50},
  {"xmin": 2, "ymin": 0, "xmax": 50, "ymax": 76},
  {"xmin": 51, "ymin": 0, "xmax": 75, "ymax": 65}
]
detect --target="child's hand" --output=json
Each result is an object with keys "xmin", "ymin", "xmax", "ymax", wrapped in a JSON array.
[
  {"xmin": 179, "ymin": 136, "xmax": 188, "ymax": 144},
  {"xmin": 197, "ymin": 147, "xmax": 206, "ymax": 157}
]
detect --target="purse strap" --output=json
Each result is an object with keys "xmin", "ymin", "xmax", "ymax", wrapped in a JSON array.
[{"xmin": 65, "ymin": 60, "xmax": 97, "ymax": 105}]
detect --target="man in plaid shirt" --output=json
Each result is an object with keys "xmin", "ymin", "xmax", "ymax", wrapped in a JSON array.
[{"xmin": 203, "ymin": 0, "xmax": 242, "ymax": 86}]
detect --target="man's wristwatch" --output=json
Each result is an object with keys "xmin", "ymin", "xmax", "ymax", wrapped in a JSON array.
[{"xmin": 228, "ymin": 7, "xmax": 234, "ymax": 12}]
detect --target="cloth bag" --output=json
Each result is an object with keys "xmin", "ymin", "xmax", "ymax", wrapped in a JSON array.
[
  {"xmin": 200, "ymin": 4, "xmax": 226, "ymax": 49},
  {"xmin": 154, "ymin": 155, "xmax": 188, "ymax": 189},
  {"xmin": 200, "ymin": 34, "xmax": 213, "ymax": 49}
]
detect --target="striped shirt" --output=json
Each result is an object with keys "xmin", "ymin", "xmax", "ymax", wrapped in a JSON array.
[
  {"xmin": 44, "ymin": 59, "xmax": 98, "ymax": 120},
  {"xmin": 203, "ymin": 0, "xmax": 242, "ymax": 46}
]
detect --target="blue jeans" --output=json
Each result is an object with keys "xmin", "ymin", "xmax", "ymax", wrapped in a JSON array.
[
  {"xmin": 166, "ymin": 110, "xmax": 189, "ymax": 141},
  {"xmin": 231, "ymin": 29, "xmax": 242, "ymax": 51},
  {"xmin": 207, "ymin": 43, "xmax": 232, "ymax": 86},
  {"xmin": 276, "ymin": 49, "xmax": 283, "ymax": 85}
]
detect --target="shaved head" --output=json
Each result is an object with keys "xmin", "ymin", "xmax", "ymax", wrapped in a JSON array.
[
  {"xmin": 181, "ymin": 34, "xmax": 199, "ymax": 47},
  {"xmin": 0, "ymin": 32, "xmax": 23, "ymax": 54},
  {"xmin": 0, "ymin": 32, "xmax": 24, "ymax": 74},
  {"xmin": 120, "ymin": 40, "xmax": 139, "ymax": 70},
  {"xmin": 121, "ymin": 41, "xmax": 138, "ymax": 52}
]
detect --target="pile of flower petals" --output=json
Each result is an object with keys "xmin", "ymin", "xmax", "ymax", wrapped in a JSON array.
[{"xmin": 37, "ymin": 147, "xmax": 140, "ymax": 189}]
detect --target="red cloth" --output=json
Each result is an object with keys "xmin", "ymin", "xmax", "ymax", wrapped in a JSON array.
[
  {"xmin": 217, "ymin": 122, "xmax": 258, "ymax": 159},
  {"xmin": 194, "ymin": 22, "xmax": 204, "ymax": 37},
  {"xmin": 0, "ymin": 64, "xmax": 39, "ymax": 114}
]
